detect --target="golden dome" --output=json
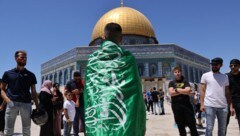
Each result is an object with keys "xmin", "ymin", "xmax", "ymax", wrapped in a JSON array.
[{"xmin": 91, "ymin": 7, "xmax": 156, "ymax": 41}]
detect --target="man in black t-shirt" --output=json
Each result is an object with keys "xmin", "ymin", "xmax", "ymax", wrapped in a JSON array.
[
  {"xmin": 1, "ymin": 50, "xmax": 39, "ymax": 136},
  {"xmin": 226, "ymin": 59, "xmax": 240, "ymax": 133},
  {"xmin": 168, "ymin": 66, "xmax": 198, "ymax": 136},
  {"xmin": 151, "ymin": 87, "xmax": 160, "ymax": 115}
]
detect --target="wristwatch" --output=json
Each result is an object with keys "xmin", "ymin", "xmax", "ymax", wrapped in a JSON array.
[{"xmin": 175, "ymin": 88, "xmax": 178, "ymax": 93}]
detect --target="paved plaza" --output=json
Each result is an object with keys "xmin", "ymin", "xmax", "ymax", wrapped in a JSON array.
[{"xmin": 12, "ymin": 102, "xmax": 239, "ymax": 136}]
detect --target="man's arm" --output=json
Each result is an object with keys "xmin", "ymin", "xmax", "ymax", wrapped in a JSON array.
[
  {"xmin": 0, "ymin": 100, "xmax": 6, "ymax": 111},
  {"xmin": 226, "ymin": 86, "xmax": 235, "ymax": 116},
  {"xmin": 64, "ymin": 108, "xmax": 72, "ymax": 127},
  {"xmin": 168, "ymin": 87, "xmax": 181, "ymax": 97},
  {"xmin": 1, "ymin": 82, "xmax": 11, "ymax": 103},
  {"xmin": 31, "ymin": 84, "xmax": 39, "ymax": 109},
  {"xmin": 177, "ymin": 86, "xmax": 191, "ymax": 95},
  {"xmin": 159, "ymin": 92, "xmax": 164, "ymax": 99},
  {"xmin": 200, "ymin": 83, "xmax": 206, "ymax": 112}
]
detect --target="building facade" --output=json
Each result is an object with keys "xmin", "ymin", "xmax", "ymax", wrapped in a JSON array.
[{"xmin": 41, "ymin": 6, "xmax": 209, "ymax": 91}]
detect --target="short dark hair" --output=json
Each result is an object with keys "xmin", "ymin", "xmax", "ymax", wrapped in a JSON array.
[
  {"xmin": 173, "ymin": 66, "xmax": 181, "ymax": 72},
  {"xmin": 153, "ymin": 87, "xmax": 156, "ymax": 90},
  {"xmin": 53, "ymin": 83, "xmax": 59, "ymax": 87},
  {"xmin": 15, "ymin": 50, "xmax": 27, "ymax": 58},
  {"xmin": 0, "ymin": 78, "xmax": 2, "ymax": 83},
  {"xmin": 64, "ymin": 91, "xmax": 72, "ymax": 96},
  {"xmin": 73, "ymin": 71, "xmax": 81, "ymax": 77},
  {"xmin": 230, "ymin": 59, "xmax": 240, "ymax": 65},
  {"xmin": 104, "ymin": 23, "xmax": 122, "ymax": 41},
  {"xmin": 210, "ymin": 57, "xmax": 223, "ymax": 65}
]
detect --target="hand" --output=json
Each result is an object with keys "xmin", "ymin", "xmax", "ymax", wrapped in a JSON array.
[
  {"xmin": 174, "ymin": 88, "xmax": 179, "ymax": 93},
  {"xmin": 52, "ymin": 97, "xmax": 58, "ymax": 102},
  {"xmin": 79, "ymin": 89, "xmax": 83, "ymax": 93},
  {"xmin": 68, "ymin": 121, "xmax": 72, "ymax": 127},
  {"xmin": 7, "ymin": 101, "xmax": 14, "ymax": 108},
  {"xmin": 72, "ymin": 89, "xmax": 80, "ymax": 95},
  {"xmin": 230, "ymin": 107, "xmax": 235, "ymax": 116},
  {"xmin": 6, "ymin": 98, "xmax": 12, "ymax": 104},
  {"xmin": 0, "ymin": 106, "xmax": 3, "ymax": 111},
  {"xmin": 200, "ymin": 105, "xmax": 205, "ymax": 112}
]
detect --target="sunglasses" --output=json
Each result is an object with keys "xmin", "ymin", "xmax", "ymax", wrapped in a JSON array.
[
  {"xmin": 19, "ymin": 56, "xmax": 27, "ymax": 59},
  {"xmin": 229, "ymin": 64, "xmax": 239, "ymax": 68},
  {"xmin": 210, "ymin": 63, "xmax": 219, "ymax": 66}
]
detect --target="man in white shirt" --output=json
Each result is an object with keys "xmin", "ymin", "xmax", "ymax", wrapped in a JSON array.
[{"xmin": 200, "ymin": 57, "xmax": 233, "ymax": 136}]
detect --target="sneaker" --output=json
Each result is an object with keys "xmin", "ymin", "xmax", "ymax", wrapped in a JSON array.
[{"xmin": 160, "ymin": 113, "xmax": 165, "ymax": 115}]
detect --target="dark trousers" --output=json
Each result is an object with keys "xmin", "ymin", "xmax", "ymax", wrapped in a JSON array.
[
  {"xmin": 172, "ymin": 102, "xmax": 198, "ymax": 136},
  {"xmin": 226, "ymin": 103, "xmax": 240, "ymax": 134},
  {"xmin": 147, "ymin": 100, "xmax": 153, "ymax": 113},
  {"xmin": 0, "ymin": 108, "xmax": 6, "ymax": 131},
  {"xmin": 195, "ymin": 103, "xmax": 202, "ymax": 119},
  {"xmin": 73, "ymin": 107, "xmax": 85, "ymax": 136},
  {"xmin": 160, "ymin": 100, "xmax": 165, "ymax": 114}
]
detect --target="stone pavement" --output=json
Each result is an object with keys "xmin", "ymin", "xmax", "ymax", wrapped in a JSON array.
[{"xmin": 12, "ymin": 102, "xmax": 239, "ymax": 136}]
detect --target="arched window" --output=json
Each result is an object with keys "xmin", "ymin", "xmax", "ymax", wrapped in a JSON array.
[
  {"xmin": 41, "ymin": 77, "xmax": 44, "ymax": 85},
  {"xmin": 49, "ymin": 74, "xmax": 53, "ymax": 82},
  {"xmin": 138, "ymin": 63, "xmax": 144, "ymax": 76},
  {"xmin": 189, "ymin": 67, "xmax": 194, "ymax": 82},
  {"xmin": 59, "ymin": 71, "xmax": 62, "ymax": 86},
  {"xmin": 64, "ymin": 69, "xmax": 68, "ymax": 85},
  {"xmin": 184, "ymin": 65, "xmax": 189, "ymax": 81},
  {"xmin": 195, "ymin": 69, "xmax": 199, "ymax": 83},
  {"xmin": 69, "ymin": 68, "xmax": 73, "ymax": 80},
  {"xmin": 149, "ymin": 63, "xmax": 157, "ymax": 77},
  {"xmin": 162, "ymin": 62, "xmax": 170, "ymax": 78},
  {"xmin": 54, "ymin": 73, "xmax": 57, "ymax": 83}
]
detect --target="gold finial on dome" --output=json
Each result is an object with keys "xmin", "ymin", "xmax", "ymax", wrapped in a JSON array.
[{"xmin": 121, "ymin": 0, "xmax": 124, "ymax": 7}]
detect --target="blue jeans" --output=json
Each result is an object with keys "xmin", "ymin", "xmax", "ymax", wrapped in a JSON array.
[
  {"xmin": 153, "ymin": 102, "xmax": 160, "ymax": 114},
  {"xmin": 205, "ymin": 106, "xmax": 228, "ymax": 136},
  {"xmin": 4, "ymin": 101, "xmax": 32, "ymax": 136},
  {"xmin": 63, "ymin": 120, "xmax": 72, "ymax": 136},
  {"xmin": 159, "ymin": 100, "xmax": 165, "ymax": 114}
]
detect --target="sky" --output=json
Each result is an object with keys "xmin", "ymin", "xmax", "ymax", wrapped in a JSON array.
[{"xmin": 0, "ymin": 0, "xmax": 240, "ymax": 89}]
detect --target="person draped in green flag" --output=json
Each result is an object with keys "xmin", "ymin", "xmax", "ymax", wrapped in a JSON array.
[{"xmin": 84, "ymin": 23, "xmax": 146, "ymax": 136}]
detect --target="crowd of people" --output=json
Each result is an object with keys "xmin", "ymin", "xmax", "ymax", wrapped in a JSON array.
[
  {"xmin": 167, "ymin": 57, "xmax": 240, "ymax": 136},
  {"xmin": 0, "ymin": 22, "xmax": 240, "ymax": 136},
  {"xmin": 143, "ymin": 87, "xmax": 165, "ymax": 115},
  {"xmin": 0, "ymin": 50, "xmax": 85, "ymax": 136},
  {"xmin": 0, "ymin": 23, "xmax": 146, "ymax": 136}
]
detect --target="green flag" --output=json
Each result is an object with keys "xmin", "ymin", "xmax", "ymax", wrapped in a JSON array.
[{"xmin": 84, "ymin": 41, "xmax": 146, "ymax": 136}]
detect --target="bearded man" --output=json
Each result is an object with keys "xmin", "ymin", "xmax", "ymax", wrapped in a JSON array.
[{"xmin": 200, "ymin": 57, "xmax": 233, "ymax": 136}]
